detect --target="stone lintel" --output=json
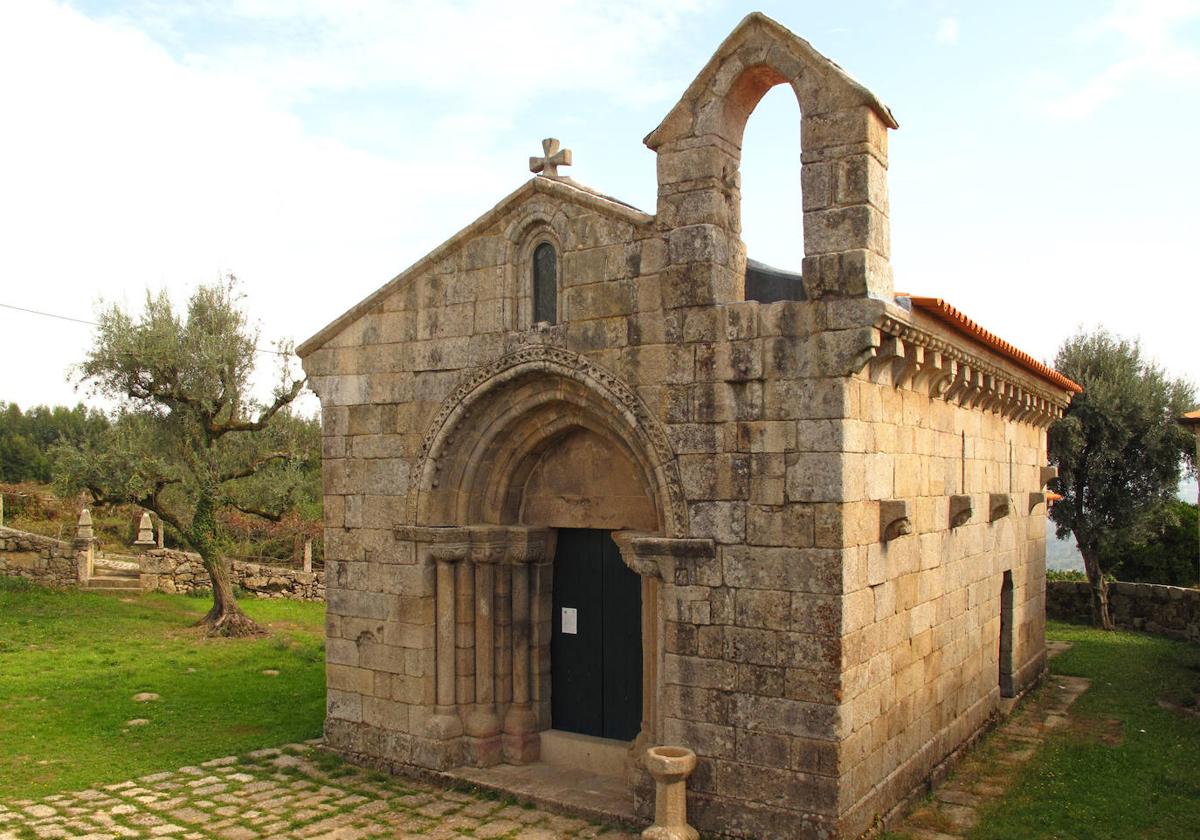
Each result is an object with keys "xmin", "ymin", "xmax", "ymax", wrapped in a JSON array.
[
  {"xmin": 989, "ymin": 494, "xmax": 1011, "ymax": 523},
  {"xmin": 879, "ymin": 500, "xmax": 912, "ymax": 542},
  {"xmin": 949, "ymin": 495, "xmax": 973, "ymax": 529}
]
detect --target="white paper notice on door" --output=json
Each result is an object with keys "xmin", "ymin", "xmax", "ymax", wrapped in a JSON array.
[{"xmin": 561, "ymin": 607, "xmax": 578, "ymax": 635}]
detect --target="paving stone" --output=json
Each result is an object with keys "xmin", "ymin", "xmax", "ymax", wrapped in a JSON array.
[
  {"xmin": 893, "ymin": 671, "xmax": 1092, "ymax": 839},
  {"xmin": 2, "ymin": 745, "xmax": 629, "ymax": 840}
]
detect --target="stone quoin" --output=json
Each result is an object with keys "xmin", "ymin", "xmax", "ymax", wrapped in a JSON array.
[{"xmin": 297, "ymin": 13, "xmax": 1080, "ymax": 838}]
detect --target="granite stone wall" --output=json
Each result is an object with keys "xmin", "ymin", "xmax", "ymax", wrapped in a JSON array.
[
  {"xmin": 837, "ymin": 371, "xmax": 1050, "ymax": 833},
  {"xmin": 138, "ymin": 548, "xmax": 325, "ymax": 601},
  {"xmin": 1047, "ymin": 580, "xmax": 1200, "ymax": 642},
  {"xmin": 0, "ymin": 526, "xmax": 81, "ymax": 587}
]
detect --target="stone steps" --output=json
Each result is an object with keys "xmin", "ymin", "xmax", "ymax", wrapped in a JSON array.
[{"xmin": 85, "ymin": 570, "xmax": 142, "ymax": 592}]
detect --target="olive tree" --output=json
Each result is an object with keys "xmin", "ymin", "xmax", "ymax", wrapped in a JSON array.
[
  {"xmin": 53, "ymin": 278, "xmax": 312, "ymax": 636},
  {"xmin": 1048, "ymin": 329, "xmax": 1195, "ymax": 629}
]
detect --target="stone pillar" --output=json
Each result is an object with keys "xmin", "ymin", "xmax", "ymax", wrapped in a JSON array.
[
  {"xmin": 157, "ymin": 521, "xmax": 165, "ymax": 549},
  {"xmin": 302, "ymin": 536, "xmax": 313, "ymax": 572},
  {"xmin": 134, "ymin": 511, "xmax": 155, "ymax": 546},
  {"xmin": 503, "ymin": 527, "xmax": 548, "ymax": 764},
  {"xmin": 74, "ymin": 508, "xmax": 96, "ymax": 583},
  {"xmin": 393, "ymin": 524, "xmax": 473, "ymax": 770},
  {"xmin": 464, "ymin": 528, "xmax": 505, "ymax": 766},
  {"xmin": 429, "ymin": 541, "xmax": 468, "ymax": 740}
]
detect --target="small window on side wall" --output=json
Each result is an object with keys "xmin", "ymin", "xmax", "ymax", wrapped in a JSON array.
[{"xmin": 533, "ymin": 241, "xmax": 557, "ymax": 325}]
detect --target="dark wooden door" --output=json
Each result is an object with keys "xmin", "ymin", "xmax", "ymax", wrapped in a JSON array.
[{"xmin": 551, "ymin": 529, "xmax": 642, "ymax": 741}]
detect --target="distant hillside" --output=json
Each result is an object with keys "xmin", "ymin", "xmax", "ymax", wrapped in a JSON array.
[{"xmin": 1045, "ymin": 476, "xmax": 1197, "ymax": 573}]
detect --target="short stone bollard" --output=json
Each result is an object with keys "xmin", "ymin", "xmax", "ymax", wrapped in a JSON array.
[{"xmin": 642, "ymin": 745, "xmax": 699, "ymax": 840}]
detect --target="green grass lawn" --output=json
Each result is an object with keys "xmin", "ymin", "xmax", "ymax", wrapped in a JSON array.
[
  {"xmin": 0, "ymin": 577, "xmax": 326, "ymax": 799},
  {"xmin": 970, "ymin": 621, "xmax": 1200, "ymax": 839}
]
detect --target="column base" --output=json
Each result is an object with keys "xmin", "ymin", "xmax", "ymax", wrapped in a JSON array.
[
  {"xmin": 501, "ymin": 730, "xmax": 541, "ymax": 765},
  {"xmin": 427, "ymin": 709, "xmax": 464, "ymax": 740},
  {"xmin": 465, "ymin": 734, "xmax": 503, "ymax": 767}
]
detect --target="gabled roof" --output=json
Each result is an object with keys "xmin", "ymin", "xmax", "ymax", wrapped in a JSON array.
[
  {"xmin": 297, "ymin": 177, "xmax": 653, "ymax": 358},
  {"xmin": 645, "ymin": 12, "xmax": 898, "ymax": 151}
]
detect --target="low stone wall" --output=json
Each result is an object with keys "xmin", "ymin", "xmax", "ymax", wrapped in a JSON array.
[
  {"xmin": 138, "ymin": 548, "xmax": 325, "ymax": 601},
  {"xmin": 1047, "ymin": 580, "xmax": 1200, "ymax": 642},
  {"xmin": 0, "ymin": 526, "xmax": 82, "ymax": 587}
]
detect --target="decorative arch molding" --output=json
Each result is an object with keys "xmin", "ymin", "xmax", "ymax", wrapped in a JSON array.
[{"xmin": 407, "ymin": 344, "xmax": 689, "ymax": 537}]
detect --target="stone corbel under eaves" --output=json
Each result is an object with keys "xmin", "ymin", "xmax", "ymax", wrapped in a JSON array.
[{"xmin": 866, "ymin": 315, "xmax": 1069, "ymax": 428}]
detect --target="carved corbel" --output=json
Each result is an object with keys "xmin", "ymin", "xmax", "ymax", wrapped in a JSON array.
[
  {"xmin": 1040, "ymin": 465, "xmax": 1059, "ymax": 488},
  {"xmin": 611, "ymin": 532, "xmax": 715, "ymax": 581},
  {"xmin": 1028, "ymin": 492, "xmax": 1046, "ymax": 513},
  {"xmin": 949, "ymin": 494, "xmax": 973, "ymax": 528},
  {"xmin": 914, "ymin": 353, "xmax": 954, "ymax": 398},
  {"xmin": 893, "ymin": 343, "xmax": 925, "ymax": 389},
  {"xmin": 989, "ymin": 493, "xmax": 1011, "ymax": 522},
  {"xmin": 943, "ymin": 364, "xmax": 972, "ymax": 403},
  {"xmin": 957, "ymin": 369, "xmax": 985, "ymax": 407},
  {"xmin": 869, "ymin": 335, "xmax": 904, "ymax": 384},
  {"xmin": 880, "ymin": 500, "xmax": 913, "ymax": 542}
]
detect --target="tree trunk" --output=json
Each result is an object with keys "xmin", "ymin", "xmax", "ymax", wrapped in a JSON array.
[
  {"xmin": 197, "ymin": 552, "xmax": 265, "ymax": 637},
  {"xmin": 189, "ymin": 490, "xmax": 264, "ymax": 637},
  {"xmin": 1080, "ymin": 545, "xmax": 1114, "ymax": 630}
]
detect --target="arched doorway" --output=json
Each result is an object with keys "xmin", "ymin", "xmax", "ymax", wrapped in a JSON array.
[{"xmin": 405, "ymin": 346, "xmax": 688, "ymax": 770}]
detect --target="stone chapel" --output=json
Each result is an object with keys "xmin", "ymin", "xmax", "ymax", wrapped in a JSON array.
[{"xmin": 297, "ymin": 13, "xmax": 1081, "ymax": 839}]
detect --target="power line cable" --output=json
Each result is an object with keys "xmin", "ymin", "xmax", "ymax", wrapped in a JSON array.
[{"xmin": 0, "ymin": 301, "xmax": 291, "ymax": 356}]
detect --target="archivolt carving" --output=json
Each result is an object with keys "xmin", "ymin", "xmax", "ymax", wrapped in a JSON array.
[
  {"xmin": 866, "ymin": 315, "xmax": 1069, "ymax": 428},
  {"xmin": 407, "ymin": 344, "xmax": 689, "ymax": 537}
]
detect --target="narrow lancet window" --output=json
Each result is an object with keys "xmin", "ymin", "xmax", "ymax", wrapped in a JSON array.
[{"xmin": 533, "ymin": 242, "xmax": 557, "ymax": 325}]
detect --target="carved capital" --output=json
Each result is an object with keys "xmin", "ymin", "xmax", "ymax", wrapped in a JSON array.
[
  {"xmin": 469, "ymin": 526, "xmax": 510, "ymax": 564},
  {"xmin": 395, "ymin": 525, "xmax": 472, "ymax": 563},
  {"xmin": 505, "ymin": 526, "xmax": 552, "ymax": 564}
]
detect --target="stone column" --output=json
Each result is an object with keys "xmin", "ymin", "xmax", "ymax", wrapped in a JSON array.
[
  {"xmin": 464, "ymin": 527, "xmax": 506, "ymax": 767},
  {"xmin": 428, "ymin": 541, "xmax": 469, "ymax": 740},
  {"xmin": 502, "ymin": 527, "xmax": 548, "ymax": 764},
  {"xmin": 392, "ymin": 524, "xmax": 473, "ymax": 768}
]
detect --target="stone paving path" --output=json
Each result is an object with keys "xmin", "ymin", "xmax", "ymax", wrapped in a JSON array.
[
  {"xmin": 891, "ymin": 642, "xmax": 1091, "ymax": 840},
  {"xmin": 0, "ymin": 743, "xmax": 636, "ymax": 840}
]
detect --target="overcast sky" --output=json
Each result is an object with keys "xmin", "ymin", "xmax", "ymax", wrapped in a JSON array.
[{"xmin": 0, "ymin": 0, "xmax": 1197, "ymax": 419}]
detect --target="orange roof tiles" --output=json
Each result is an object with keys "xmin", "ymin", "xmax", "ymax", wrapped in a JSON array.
[
  {"xmin": 901, "ymin": 296, "xmax": 1083, "ymax": 394},
  {"xmin": 1181, "ymin": 409, "xmax": 1200, "ymax": 427}
]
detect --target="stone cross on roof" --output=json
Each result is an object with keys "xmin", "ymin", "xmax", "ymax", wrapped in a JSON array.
[{"xmin": 529, "ymin": 138, "xmax": 571, "ymax": 178}]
